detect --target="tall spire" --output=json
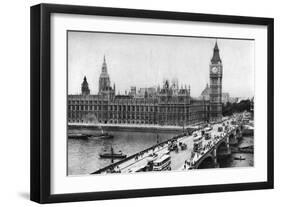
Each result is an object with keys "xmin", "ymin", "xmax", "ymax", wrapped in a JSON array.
[
  {"xmin": 81, "ymin": 76, "xmax": 90, "ymax": 95},
  {"xmin": 211, "ymin": 40, "xmax": 221, "ymax": 64},
  {"xmin": 99, "ymin": 55, "xmax": 111, "ymax": 94},
  {"xmin": 102, "ymin": 55, "xmax": 107, "ymax": 73},
  {"xmin": 214, "ymin": 40, "xmax": 219, "ymax": 50}
]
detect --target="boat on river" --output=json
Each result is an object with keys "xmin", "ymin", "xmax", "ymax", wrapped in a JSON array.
[
  {"xmin": 89, "ymin": 132, "xmax": 114, "ymax": 139},
  {"xmin": 99, "ymin": 153, "xmax": 126, "ymax": 159},
  {"xmin": 99, "ymin": 147, "xmax": 127, "ymax": 159},
  {"xmin": 68, "ymin": 132, "xmax": 113, "ymax": 139},
  {"xmin": 234, "ymin": 156, "xmax": 246, "ymax": 160},
  {"xmin": 68, "ymin": 133, "xmax": 89, "ymax": 139}
]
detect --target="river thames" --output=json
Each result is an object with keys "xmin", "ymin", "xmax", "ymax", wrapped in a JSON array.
[{"xmin": 67, "ymin": 128, "xmax": 253, "ymax": 175}]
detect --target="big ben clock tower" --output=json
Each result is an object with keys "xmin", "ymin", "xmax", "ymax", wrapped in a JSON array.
[{"xmin": 209, "ymin": 41, "xmax": 223, "ymax": 121}]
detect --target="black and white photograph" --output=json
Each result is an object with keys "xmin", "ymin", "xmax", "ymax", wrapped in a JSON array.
[{"xmin": 67, "ymin": 31, "xmax": 255, "ymax": 176}]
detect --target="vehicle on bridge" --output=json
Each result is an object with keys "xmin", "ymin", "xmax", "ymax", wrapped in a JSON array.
[
  {"xmin": 152, "ymin": 154, "xmax": 171, "ymax": 171},
  {"xmin": 193, "ymin": 134, "xmax": 203, "ymax": 152},
  {"xmin": 218, "ymin": 126, "xmax": 223, "ymax": 132},
  {"xmin": 204, "ymin": 132, "xmax": 211, "ymax": 140},
  {"xmin": 168, "ymin": 140, "xmax": 178, "ymax": 151},
  {"xmin": 179, "ymin": 142, "xmax": 187, "ymax": 150},
  {"xmin": 204, "ymin": 126, "xmax": 213, "ymax": 132},
  {"xmin": 145, "ymin": 154, "xmax": 158, "ymax": 171},
  {"xmin": 231, "ymin": 120, "xmax": 237, "ymax": 125}
]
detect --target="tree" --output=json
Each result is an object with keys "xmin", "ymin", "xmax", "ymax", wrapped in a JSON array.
[{"xmin": 222, "ymin": 99, "xmax": 251, "ymax": 116}]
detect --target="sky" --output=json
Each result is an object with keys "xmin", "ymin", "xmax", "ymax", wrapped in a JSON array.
[{"xmin": 68, "ymin": 31, "xmax": 254, "ymax": 98}]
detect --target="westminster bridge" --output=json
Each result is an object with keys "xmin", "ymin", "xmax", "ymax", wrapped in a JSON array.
[{"xmin": 92, "ymin": 115, "xmax": 244, "ymax": 174}]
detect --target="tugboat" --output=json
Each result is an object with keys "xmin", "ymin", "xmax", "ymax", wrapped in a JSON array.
[
  {"xmin": 68, "ymin": 133, "xmax": 89, "ymax": 139},
  {"xmin": 83, "ymin": 114, "xmax": 114, "ymax": 139},
  {"xmin": 89, "ymin": 132, "xmax": 114, "ymax": 139},
  {"xmin": 68, "ymin": 132, "xmax": 113, "ymax": 139},
  {"xmin": 99, "ymin": 147, "xmax": 127, "ymax": 159}
]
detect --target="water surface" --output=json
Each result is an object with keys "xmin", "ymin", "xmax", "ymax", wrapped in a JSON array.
[{"xmin": 68, "ymin": 129, "xmax": 254, "ymax": 175}]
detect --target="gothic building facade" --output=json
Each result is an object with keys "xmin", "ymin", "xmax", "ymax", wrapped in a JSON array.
[{"xmin": 68, "ymin": 41, "xmax": 223, "ymax": 126}]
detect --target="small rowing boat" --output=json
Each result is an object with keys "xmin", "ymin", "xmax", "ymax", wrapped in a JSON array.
[{"xmin": 234, "ymin": 156, "xmax": 245, "ymax": 160}]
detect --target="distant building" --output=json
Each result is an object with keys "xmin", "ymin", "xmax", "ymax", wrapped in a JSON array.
[
  {"xmin": 228, "ymin": 97, "xmax": 239, "ymax": 103},
  {"xmin": 129, "ymin": 86, "xmax": 136, "ymax": 97},
  {"xmin": 68, "ymin": 41, "xmax": 223, "ymax": 126},
  {"xmin": 200, "ymin": 86, "xmax": 233, "ymax": 105},
  {"xmin": 222, "ymin": 93, "xmax": 230, "ymax": 104},
  {"xmin": 137, "ymin": 87, "xmax": 157, "ymax": 98},
  {"xmin": 237, "ymin": 97, "xmax": 250, "ymax": 103},
  {"xmin": 200, "ymin": 84, "xmax": 210, "ymax": 101}
]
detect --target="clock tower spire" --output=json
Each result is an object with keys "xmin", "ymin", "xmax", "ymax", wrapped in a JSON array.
[
  {"xmin": 209, "ymin": 40, "xmax": 223, "ymax": 121},
  {"xmin": 211, "ymin": 41, "xmax": 221, "ymax": 64}
]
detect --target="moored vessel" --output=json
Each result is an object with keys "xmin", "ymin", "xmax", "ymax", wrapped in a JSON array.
[
  {"xmin": 99, "ymin": 147, "xmax": 127, "ymax": 159},
  {"xmin": 234, "ymin": 156, "xmax": 246, "ymax": 160},
  {"xmin": 68, "ymin": 133, "xmax": 89, "ymax": 139},
  {"xmin": 89, "ymin": 132, "xmax": 114, "ymax": 139}
]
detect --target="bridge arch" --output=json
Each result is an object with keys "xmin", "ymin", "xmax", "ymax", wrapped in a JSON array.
[
  {"xmin": 236, "ymin": 127, "xmax": 241, "ymax": 136},
  {"xmin": 229, "ymin": 133, "xmax": 237, "ymax": 145},
  {"xmin": 217, "ymin": 141, "xmax": 228, "ymax": 155},
  {"xmin": 216, "ymin": 140, "xmax": 231, "ymax": 168},
  {"xmin": 197, "ymin": 155, "xmax": 215, "ymax": 169}
]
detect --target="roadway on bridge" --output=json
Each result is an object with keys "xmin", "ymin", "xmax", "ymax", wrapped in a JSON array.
[{"xmin": 98, "ymin": 118, "xmax": 234, "ymax": 174}]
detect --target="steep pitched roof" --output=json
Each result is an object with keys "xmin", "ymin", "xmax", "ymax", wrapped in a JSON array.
[
  {"xmin": 201, "ymin": 84, "xmax": 210, "ymax": 96},
  {"xmin": 211, "ymin": 41, "xmax": 222, "ymax": 64}
]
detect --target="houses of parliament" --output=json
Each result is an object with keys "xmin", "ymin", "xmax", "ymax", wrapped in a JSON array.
[{"xmin": 68, "ymin": 41, "xmax": 223, "ymax": 126}]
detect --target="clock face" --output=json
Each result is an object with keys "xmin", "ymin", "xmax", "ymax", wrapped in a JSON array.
[{"xmin": 212, "ymin": 67, "xmax": 218, "ymax": 73}]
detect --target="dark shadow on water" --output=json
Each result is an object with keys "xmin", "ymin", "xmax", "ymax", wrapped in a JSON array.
[{"xmin": 18, "ymin": 192, "xmax": 30, "ymax": 200}]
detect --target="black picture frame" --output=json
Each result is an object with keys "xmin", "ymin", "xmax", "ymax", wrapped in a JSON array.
[{"xmin": 30, "ymin": 3, "xmax": 274, "ymax": 204}]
